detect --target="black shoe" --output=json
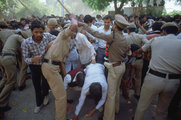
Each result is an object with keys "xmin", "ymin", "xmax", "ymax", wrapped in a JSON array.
[
  {"xmin": 0, "ymin": 105, "xmax": 11, "ymax": 112},
  {"xmin": 134, "ymin": 95, "xmax": 140, "ymax": 100},
  {"xmin": 0, "ymin": 110, "xmax": 4, "ymax": 120},
  {"xmin": 13, "ymin": 87, "xmax": 16, "ymax": 91},
  {"xmin": 18, "ymin": 85, "xmax": 26, "ymax": 91},
  {"xmin": 67, "ymin": 99, "xmax": 73, "ymax": 104}
]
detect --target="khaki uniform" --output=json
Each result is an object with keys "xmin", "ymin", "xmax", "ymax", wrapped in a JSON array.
[
  {"xmin": 41, "ymin": 28, "xmax": 72, "ymax": 120},
  {"xmin": 0, "ymin": 34, "xmax": 24, "ymax": 107},
  {"xmin": 126, "ymin": 32, "xmax": 148, "ymax": 96},
  {"xmin": 84, "ymin": 24, "xmax": 128, "ymax": 120},
  {"xmin": 17, "ymin": 30, "xmax": 32, "ymax": 88},
  {"xmin": 0, "ymin": 29, "xmax": 16, "ymax": 81},
  {"xmin": 17, "ymin": 51, "xmax": 28, "ymax": 88},
  {"xmin": 134, "ymin": 34, "xmax": 181, "ymax": 120},
  {"xmin": 0, "ymin": 29, "xmax": 16, "ymax": 45}
]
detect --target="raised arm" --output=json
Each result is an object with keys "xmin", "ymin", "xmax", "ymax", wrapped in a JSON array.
[{"xmin": 79, "ymin": 22, "xmax": 113, "ymax": 42}]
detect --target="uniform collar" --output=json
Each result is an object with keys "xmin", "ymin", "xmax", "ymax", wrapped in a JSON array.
[
  {"xmin": 115, "ymin": 31, "xmax": 123, "ymax": 35},
  {"xmin": 166, "ymin": 34, "xmax": 176, "ymax": 37}
]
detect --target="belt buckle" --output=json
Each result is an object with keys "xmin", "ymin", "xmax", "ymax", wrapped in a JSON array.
[
  {"xmin": 166, "ymin": 73, "xmax": 169, "ymax": 79},
  {"xmin": 49, "ymin": 59, "xmax": 52, "ymax": 64}
]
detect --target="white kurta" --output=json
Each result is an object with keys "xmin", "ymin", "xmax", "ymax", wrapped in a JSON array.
[{"xmin": 75, "ymin": 63, "xmax": 107, "ymax": 115}]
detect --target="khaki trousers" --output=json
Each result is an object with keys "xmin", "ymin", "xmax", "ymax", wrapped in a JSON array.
[
  {"xmin": 134, "ymin": 59, "xmax": 143, "ymax": 96},
  {"xmin": 42, "ymin": 63, "xmax": 66, "ymax": 120},
  {"xmin": 103, "ymin": 63, "xmax": 125, "ymax": 120},
  {"xmin": 0, "ymin": 56, "xmax": 17, "ymax": 107},
  {"xmin": 18, "ymin": 56, "xmax": 28, "ymax": 87},
  {"xmin": 134, "ymin": 73, "xmax": 180, "ymax": 120}
]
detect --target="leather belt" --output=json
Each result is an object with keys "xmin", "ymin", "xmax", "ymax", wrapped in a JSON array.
[
  {"xmin": 2, "ymin": 53, "xmax": 15, "ymax": 56},
  {"xmin": 148, "ymin": 68, "xmax": 181, "ymax": 79},
  {"xmin": 113, "ymin": 61, "xmax": 122, "ymax": 67},
  {"xmin": 43, "ymin": 58, "xmax": 60, "ymax": 65},
  {"xmin": 136, "ymin": 56, "xmax": 142, "ymax": 60}
]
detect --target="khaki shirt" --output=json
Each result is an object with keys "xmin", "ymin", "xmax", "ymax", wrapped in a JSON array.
[
  {"xmin": 44, "ymin": 27, "xmax": 72, "ymax": 62},
  {"xmin": 142, "ymin": 34, "xmax": 181, "ymax": 74},
  {"xmin": 2, "ymin": 34, "xmax": 24, "ymax": 54},
  {"xmin": 84, "ymin": 24, "xmax": 128, "ymax": 62},
  {"xmin": 126, "ymin": 32, "xmax": 148, "ymax": 46}
]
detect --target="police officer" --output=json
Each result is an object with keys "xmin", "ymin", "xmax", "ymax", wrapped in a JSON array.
[
  {"xmin": 41, "ymin": 16, "xmax": 78, "ymax": 120},
  {"xmin": 0, "ymin": 21, "xmax": 17, "ymax": 46},
  {"xmin": 79, "ymin": 14, "xmax": 130, "ymax": 120},
  {"xmin": 47, "ymin": 18, "xmax": 60, "ymax": 36},
  {"xmin": 126, "ymin": 23, "xmax": 148, "ymax": 99},
  {"xmin": 0, "ymin": 31, "xmax": 26, "ymax": 113},
  {"xmin": 134, "ymin": 22, "xmax": 181, "ymax": 120}
]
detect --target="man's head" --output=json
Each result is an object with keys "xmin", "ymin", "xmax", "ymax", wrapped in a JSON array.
[
  {"xmin": 103, "ymin": 15, "xmax": 112, "ymax": 30},
  {"xmin": 65, "ymin": 14, "xmax": 70, "ymax": 20},
  {"xmin": 30, "ymin": 20, "xmax": 45, "ymax": 41},
  {"xmin": 151, "ymin": 22, "xmax": 163, "ymax": 32},
  {"xmin": 79, "ymin": 14, "xmax": 84, "ymax": 22},
  {"xmin": 173, "ymin": 14, "xmax": 180, "ymax": 24},
  {"xmin": 161, "ymin": 22, "xmax": 178, "ymax": 35},
  {"xmin": 140, "ymin": 15, "xmax": 147, "ymax": 21},
  {"xmin": 0, "ymin": 21, "xmax": 8, "ymax": 29},
  {"xmin": 113, "ymin": 14, "xmax": 130, "ymax": 32},
  {"xmin": 89, "ymin": 82, "xmax": 102, "ymax": 102},
  {"xmin": 128, "ymin": 16, "xmax": 134, "ymax": 23},
  {"xmin": 76, "ymin": 72, "xmax": 85, "ymax": 87},
  {"xmin": 127, "ymin": 23, "xmax": 136, "ymax": 34},
  {"xmin": 20, "ymin": 18, "xmax": 27, "ymax": 26},
  {"xmin": 130, "ymin": 44, "xmax": 140, "ymax": 57},
  {"xmin": 48, "ymin": 18, "xmax": 58, "ymax": 30},
  {"xmin": 84, "ymin": 15, "xmax": 93, "ymax": 26},
  {"xmin": 96, "ymin": 14, "xmax": 102, "ymax": 21}
]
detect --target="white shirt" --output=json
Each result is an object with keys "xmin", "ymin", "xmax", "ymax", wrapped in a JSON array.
[
  {"xmin": 142, "ymin": 34, "xmax": 181, "ymax": 74},
  {"xmin": 75, "ymin": 63, "xmax": 107, "ymax": 115},
  {"xmin": 66, "ymin": 39, "xmax": 79, "ymax": 61},
  {"xmin": 97, "ymin": 26, "xmax": 111, "ymax": 48},
  {"xmin": 64, "ymin": 19, "xmax": 71, "ymax": 24},
  {"xmin": 75, "ymin": 33, "xmax": 96, "ymax": 65}
]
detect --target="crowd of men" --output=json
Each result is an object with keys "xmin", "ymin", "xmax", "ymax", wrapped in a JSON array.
[{"xmin": 0, "ymin": 13, "xmax": 181, "ymax": 120}]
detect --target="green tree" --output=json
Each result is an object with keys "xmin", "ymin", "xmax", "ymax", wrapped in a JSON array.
[
  {"xmin": 15, "ymin": 0, "xmax": 52, "ymax": 18},
  {"xmin": 82, "ymin": 0, "xmax": 131, "ymax": 14},
  {"xmin": 0, "ymin": 0, "xmax": 17, "ymax": 19}
]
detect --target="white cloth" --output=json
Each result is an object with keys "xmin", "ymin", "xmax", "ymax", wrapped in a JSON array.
[
  {"xmin": 142, "ymin": 34, "xmax": 181, "ymax": 74},
  {"xmin": 97, "ymin": 26, "xmax": 111, "ymax": 48},
  {"xmin": 75, "ymin": 63, "xmax": 107, "ymax": 115},
  {"xmin": 177, "ymin": 32, "xmax": 181, "ymax": 39},
  {"xmin": 65, "ymin": 39, "xmax": 79, "ymax": 73},
  {"xmin": 64, "ymin": 71, "xmax": 82, "ymax": 89},
  {"xmin": 75, "ymin": 33, "xmax": 96, "ymax": 65},
  {"xmin": 24, "ymin": 24, "xmax": 29, "ymax": 30},
  {"xmin": 90, "ymin": 25, "xmax": 99, "ymax": 50},
  {"xmin": 91, "ymin": 24, "xmax": 98, "ymax": 30}
]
